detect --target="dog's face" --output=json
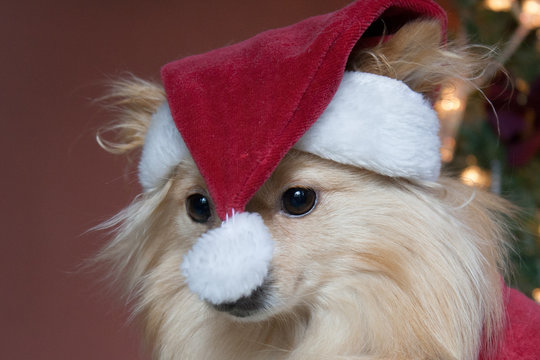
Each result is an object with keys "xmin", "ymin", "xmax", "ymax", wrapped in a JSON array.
[
  {"xmin": 113, "ymin": 146, "xmax": 504, "ymax": 359},
  {"xmin": 98, "ymin": 20, "xmax": 509, "ymax": 359},
  {"xmin": 157, "ymin": 150, "xmax": 361, "ymax": 318},
  {"xmin": 168, "ymin": 150, "xmax": 401, "ymax": 320}
]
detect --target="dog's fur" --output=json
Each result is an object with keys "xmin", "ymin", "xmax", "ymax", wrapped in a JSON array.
[{"xmin": 96, "ymin": 21, "xmax": 511, "ymax": 359}]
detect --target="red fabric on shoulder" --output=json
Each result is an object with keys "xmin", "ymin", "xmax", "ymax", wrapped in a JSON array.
[
  {"xmin": 161, "ymin": 0, "xmax": 446, "ymax": 219},
  {"xmin": 480, "ymin": 285, "xmax": 540, "ymax": 360}
]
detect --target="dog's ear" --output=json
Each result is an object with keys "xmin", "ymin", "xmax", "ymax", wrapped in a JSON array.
[
  {"xmin": 97, "ymin": 76, "xmax": 165, "ymax": 155},
  {"xmin": 347, "ymin": 20, "xmax": 491, "ymax": 101}
]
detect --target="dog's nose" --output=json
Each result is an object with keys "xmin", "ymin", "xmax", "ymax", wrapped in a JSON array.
[
  {"xmin": 181, "ymin": 212, "xmax": 274, "ymax": 306},
  {"xmin": 212, "ymin": 282, "xmax": 269, "ymax": 318}
]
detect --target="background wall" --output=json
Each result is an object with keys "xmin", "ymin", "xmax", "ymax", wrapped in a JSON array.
[{"xmin": 1, "ymin": 1, "xmax": 457, "ymax": 359}]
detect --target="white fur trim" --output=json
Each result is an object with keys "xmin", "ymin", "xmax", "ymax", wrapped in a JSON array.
[
  {"xmin": 140, "ymin": 72, "xmax": 440, "ymax": 190},
  {"xmin": 138, "ymin": 103, "xmax": 188, "ymax": 190},
  {"xmin": 180, "ymin": 212, "xmax": 274, "ymax": 305},
  {"xmin": 295, "ymin": 72, "xmax": 441, "ymax": 181}
]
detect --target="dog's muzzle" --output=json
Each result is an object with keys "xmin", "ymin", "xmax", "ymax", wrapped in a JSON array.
[
  {"xmin": 212, "ymin": 280, "xmax": 271, "ymax": 317},
  {"xmin": 180, "ymin": 212, "xmax": 274, "ymax": 310}
]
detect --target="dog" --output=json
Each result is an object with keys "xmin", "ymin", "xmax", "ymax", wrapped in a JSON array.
[{"xmin": 95, "ymin": 13, "xmax": 536, "ymax": 360}]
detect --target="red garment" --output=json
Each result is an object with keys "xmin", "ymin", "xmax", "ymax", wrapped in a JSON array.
[
  {"xmin": 161, "ymin": 0, "xmax": 446, "ymax": 219},
  {"xmin": 483, "ymin": 286, "xmax": 540, "ymax": 360}
]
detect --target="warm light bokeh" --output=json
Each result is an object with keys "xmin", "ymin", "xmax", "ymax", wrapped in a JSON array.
[
  {"xmin": 532, "ymin": 288, "xmax": 540, "ymax": 303},
  {"xmin": 485, "ymin": 0, "xmax": 513, "ymax": 12},
  {"xmin": 435, "ymin": 87, "xmax": 464, "ymax": 113},
  {"xmin": 521, "ymin": 0, "xmax": 540, "ymax": 28},
  {"xmin": 460, "ymin": 165, "xmax": 492, "ymax": 188},
  {"xmin": 440, "ymin": 136, "xmax": 456, "ymax": 163}
]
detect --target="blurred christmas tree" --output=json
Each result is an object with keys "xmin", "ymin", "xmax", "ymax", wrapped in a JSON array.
[{"xmin": 439, "ymin": 0, "xmax": 540, "ymax": 301}]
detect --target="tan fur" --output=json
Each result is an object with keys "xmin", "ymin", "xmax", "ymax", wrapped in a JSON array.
[
  {"xmin": 96, "ymin": 21, "xmax": 511, "ymax": 360},
  {"xmin": 96, "ymin": 76, "xmax": 165, "ymax": 155},
  {"xmin": 347, "ymin": 21, "xmax": 496, "ymax": 100}
]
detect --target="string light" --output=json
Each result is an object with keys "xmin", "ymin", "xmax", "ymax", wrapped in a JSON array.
[
  {"xmin": 485, "ymin": 0, "xmax": 514, "ymax": 12},
  {"xmin": 476, "ymin": 0, "xmax": 540, "ymax": 83},
  {"xmin": 457, "ymin": 0, "xmax": 540, "ymax": 302},
  {"xmin": 436, "ymin": 84, "xmax": 468, "ymax": 163},
  {"xmin": 441, "ymin": 97, "xmax": 462, "ymax": 111},
  {"xmin": 440, "ymin": 136, "xmax": 456, "ymax": 163},
  {"xmin": 533, "ymin": 288, "xmax": 540, "ymax": 303},
  {"xmin": 435, "ymin": 87, "xmax": 464, "ymax": 113},
  {"xmin": 461, "ymin": 165, "xmax": 491, "ymax": 188},
  {"xmin": 520, "ymin": 0, "xmax": 540, "ymax": 29}
]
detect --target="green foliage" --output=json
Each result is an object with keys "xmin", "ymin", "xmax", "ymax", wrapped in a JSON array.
[
  {"xmin": 448, "ymin": 0, "xmax": 540, "ymax": 298},
  {"xmin": 450, "ymin": 115, "xmax": 540, "ymax": 296}
]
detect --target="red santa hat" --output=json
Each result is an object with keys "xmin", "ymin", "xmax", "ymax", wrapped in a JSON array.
[{"xmin": 139, "ymin": 0, "xmax": 446, "ymax": 306}]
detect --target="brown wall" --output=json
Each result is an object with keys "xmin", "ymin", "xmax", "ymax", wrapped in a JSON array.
[
  {"xmin": 2, "ymin": 1, "xmax": 354, "ymax": 359},
  {"xmin": 1, "ymin": 1, "xmax": 457, "ymax": 359}
]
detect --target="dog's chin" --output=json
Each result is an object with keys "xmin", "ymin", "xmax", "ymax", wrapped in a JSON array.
[
  {"xmin": 213, "ymin": 305, "xmax": 276, "ymax": 322},
  {"xmin": 209, "ymin": 282, "xmax": 278, "ymax": 322}
]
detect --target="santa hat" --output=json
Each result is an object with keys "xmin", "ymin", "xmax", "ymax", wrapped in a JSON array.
[{"xmin": 139, "ymin": 0, "xmax": 446, "ymax": 306}]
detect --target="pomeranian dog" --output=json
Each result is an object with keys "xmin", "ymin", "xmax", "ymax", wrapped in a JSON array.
[{"xmin": 95, "ymin": 19, "xmax": 519, "ymax": 360}]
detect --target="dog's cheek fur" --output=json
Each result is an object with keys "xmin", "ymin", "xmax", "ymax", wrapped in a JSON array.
[
  {"xmin": 97, "ymin": 149, "xmax": 509, "ymax": 360},
  {"xmin": 355, "ymin": 183, "xmax": 503, "ymax": 359},
  {"xmin": 108, "ymin": 158, "xmax": 305, "ymax": 360},
  {"xmin": 249, "ymin": 153, "xmax": 507, "ymax": 359}
]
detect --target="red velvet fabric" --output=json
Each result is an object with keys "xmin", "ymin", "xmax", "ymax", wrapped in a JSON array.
[
  {"xmin": 161, "ymin": 0, "xmax": 446, "ymax": 219},
  {"xmin": 480, "ymin": 286, "xmax": 540, "ymax": 360}
]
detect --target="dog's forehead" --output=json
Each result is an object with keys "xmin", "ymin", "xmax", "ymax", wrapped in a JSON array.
[
  {"xmin": 175, "ymin": 152, "xmax": 388, "ymax": 213},
  {"xmin": 259, "ymin": 150, "xmax": 368, "ymax": 191},
  {"xmin": 169, "ymin": 157, "xmax": 207, "ymax": 193}
]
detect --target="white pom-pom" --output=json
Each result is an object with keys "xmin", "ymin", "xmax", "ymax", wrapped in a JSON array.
[{"xmin": 180, "ymin": 212, "xmax": 274, "ymax": 305}]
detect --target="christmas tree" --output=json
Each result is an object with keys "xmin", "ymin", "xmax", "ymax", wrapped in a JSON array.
[{"xmin": 440, "ymin": 0, "xmax": 540, "ymax": 301}]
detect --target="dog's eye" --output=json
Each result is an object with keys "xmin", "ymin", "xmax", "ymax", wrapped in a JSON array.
[
  {"xmin": 186, "ymin": 194, "xmax": 212, "ymax": 223},
  {"xmin": 281, "ymin": 187, "xmax": 317, "ymax": 216}
]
